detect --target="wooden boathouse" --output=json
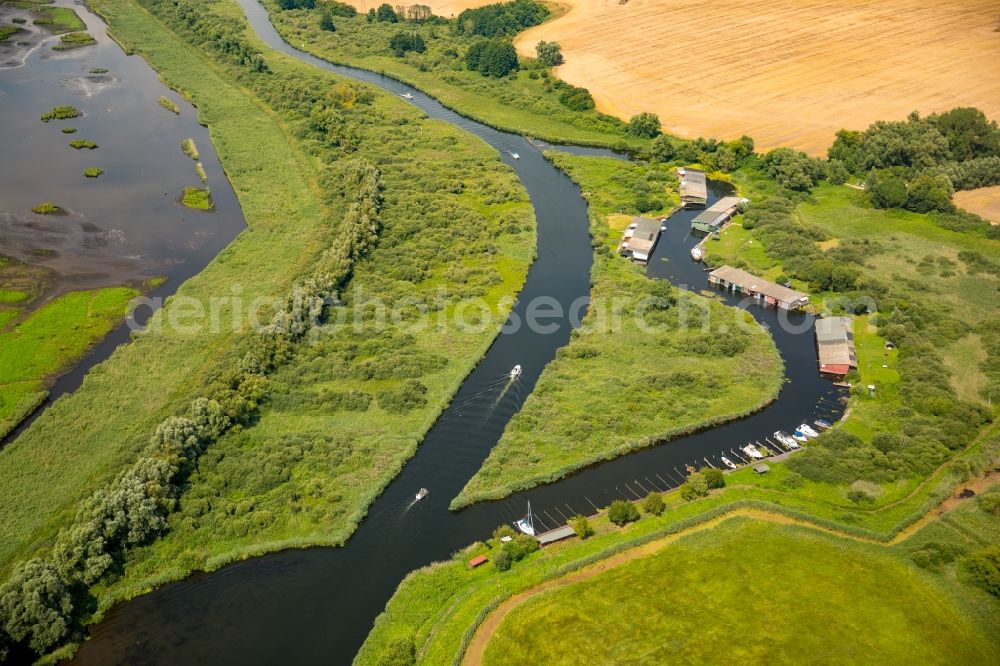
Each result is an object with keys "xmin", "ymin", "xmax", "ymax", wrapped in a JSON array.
[
  {"xmin": 815, "ymin": 316, "xmax": 857, "ymax": 379},
  {"xmin": 708, "ymin": 266, "xmax": 810, "ymax": 310},
  {"xmin": 691, "ymin": 196, "xmax": 747, "ymax": 234},
  {"xmin": 619, "ymin": 216, "xmax": 663, "ymax": 263},
  {"xmin": 678, "ymin": 167, "xmax": 707, "ymax": 208}
]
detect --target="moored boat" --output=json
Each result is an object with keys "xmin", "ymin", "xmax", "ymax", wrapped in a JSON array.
[
  {"xmin": 741, "ymin": 444, "xmax": 764, "ymax": 459},
  {"xmin": 690, "ymin": 246, "xmax": 703, "ymax": 261},
  {"xmin": 721, "ymin": 455, "xmax": 737, "ymax": 469},
  {"xmin": 514, "ymin": 502, "xmax": 535, "ymax": 536},
  {"xmin": 775, "ymin": 431, "xmax": 800, "ymax": 449},
  {"xmin": 815, "ymin": 419, "xmax": 832, "ymax": 430},
  {"xmin": 799, "ymin": 423, "xmax": 820, "ymax": 438},
  {"xmin": 792, "ymin": 429, "xmax": 809, "ymax": 442}
]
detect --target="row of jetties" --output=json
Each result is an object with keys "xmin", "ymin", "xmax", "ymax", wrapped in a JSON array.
[{"xmin": 719, "ymin": 419, "xmax": 832, "ymax": 469}]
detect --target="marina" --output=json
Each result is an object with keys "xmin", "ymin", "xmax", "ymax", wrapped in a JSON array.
[{"xmin": 690, "ymin": 195, "xmax": 748, "ymax": 234}]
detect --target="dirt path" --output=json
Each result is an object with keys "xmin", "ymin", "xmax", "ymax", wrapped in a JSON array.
[{"xmin": 461, "ymin": 475, "xmax": 997, "ymax": 665}]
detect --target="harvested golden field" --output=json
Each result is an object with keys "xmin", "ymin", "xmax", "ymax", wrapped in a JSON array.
[
  {"xmin": 380, "ymin": 0, "xmax": 1000, "ymax": 155},
  {"xmin": 954, "ymin": 185, "xmax": 1000, "ymax": 224},
  {"xmin": 515, "ymin": 0, "xmax": 1000, "ymax": 154}
]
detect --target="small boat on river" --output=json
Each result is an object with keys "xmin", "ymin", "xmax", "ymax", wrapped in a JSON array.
[
  {"xmin": 741, "ymin": 444, "xmax": 764, "ymax": 459},
  {"xmin": 509, "ymin": 364, "xmax": 522, "ymax": 379},
  {"xmin": 792, "ymin": 429, "xmax": 809, "ymax": 442},
  {"xmin": 510, "ymin": 152, "xmax": 520, "ymax": 160},
  {"xmin": 690, "ymin": 246, "xmax": 703, "ymax": 262},
  {"xmin": 814, "ymin": 418, "xmax": 832, "ymax": 430},
  {"xmin": 400, "ymin": 92, "xmax": 414, "ymax": 100},
  {"xmin": 515, "ymin": 502, "xmax": 535, "ymax": 536},
  {"xmin": 721, "ymin": 456, "xmax": 737, "ymax": 470},
  {"xmin": 415, "ymin": 488, "xmax": 428, "ymax": 500}
]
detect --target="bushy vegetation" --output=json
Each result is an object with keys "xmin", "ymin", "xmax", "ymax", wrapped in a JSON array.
[
  {"xmin": 54, "ymin": 31, "xmax": 96, "ymax": 49},
  {"xmin": 40, "ymin": 105, "xmax": 79, "ymax": 123},
  {"xmin": 627, "ymin": 112, "xmax": 661, "ymax": 138},
  {"xmin": 557, "ymin": 84, "xmax": 594, "ymax": 111},
  {"xmin": 61, "ymin": 127, "xmax": 77, "ymax": 134},
  {"xmin": 68, "ymin": 139, "xmax": 98, "ymax": 150},
  {"xmin": 608, "ymin": 500, "xmax": 639, "ymax": 526},
  {"xmin": 455, "ymin": 0, "xmax": 547, "ymax": 38},
  {"xmin": 83, "ymin": 167, "xmax": 104, "ymax": 178},
  {"xmin": 830, "ymin": 108, "xmax": 1000, "ymax": 212},
  {"xmin": 534, "ymin": 40, "xmax": 561, "ymax": 66},
  {"xmin": 465, "ymin": 39, "xmax": 517, "ymax": 77},
  {"xmin": 0, "ymin": 25, "xmax": 22, "ymax": 42},
  {"xmin": 389, "ymin": 31, "xmax": 425, "ymax": 57}
]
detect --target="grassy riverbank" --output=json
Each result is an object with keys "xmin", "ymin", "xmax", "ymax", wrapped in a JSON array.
[
  {"xmin": 358, "ymin": 449, "xmax": 1000, "ymax": 665},
  {"xmin": 265, "ymin": 0, "xmax": 644, "ymax": 149},
  {"xmin": 0, "ymin": 0, "xmax": 536, "ymax": 655},
  {"xmin": 453, "ymin": 153, "xmax": 784, "ymax": 507},
  {"xmin": 0, "ymin": 287, "xmax": 138, "ymax": 440}
]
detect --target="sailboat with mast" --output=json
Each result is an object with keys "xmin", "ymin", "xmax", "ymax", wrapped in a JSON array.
[{"xmin": 514, "ymin": 502, "xmax": 535, "ymax": 536}]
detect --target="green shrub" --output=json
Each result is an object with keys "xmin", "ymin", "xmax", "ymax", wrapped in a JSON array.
[
  {"xmin": 389, "ymin": 31, "xmax": 425, "ymax": 57},
  {"xmin": 961, "ymin": 545, "xmax": 1000, "ymax": 597},
  {"xmin": 493, "ymin": 548, "xmax": 512, "ymax": 571},
  {"xmin": 61, "ymin": 127, "xmax": 77, "ymax": 134},
  {"xmin": 680, "ymin": 473, "xmax": 709, "ymax": 501},
  {"xmin": 608, "ymin": 499, "xmax": 640, "ymax": 526},
  {"xmin": 558, "ymin": 85, "xmax": 594, "ymax": 111},
  {"xmin": 181, "ymin": 137, "xmax": 200, "ymax": 160},
  {"xmin": 642, "ymin": 493, "xmax": 665, "ymax": 516},
  {"xmin": 702, "ymin": 468, "xmax": 726, "ymax": 489},
  {"xmin": 627, "ymin": 112, "xmax": 661, "ymax": 138},
  {"xmin": 570, "ymin": 515, "xmax": 593, "ymax": 539},
  {"xmin": 465, "ymin": 39, "xmax": 518, "ymax": 77},
  {"xmin": 535, "ymin": 40, "xmax": 562, "ymax": 66},
  {"xmin": 83, "ymin": 167, "xmax": 103, "ymax": 178},
  {"xmin": 68, "ymin": 139, "xmax": 97, "ymax": 150}
]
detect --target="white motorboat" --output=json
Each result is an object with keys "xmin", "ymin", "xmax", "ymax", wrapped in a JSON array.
[
  {"xmin": 690, "ymin": 246, "xmax": 704, "ymax": 261},
  {"xmin": 510, "ymin": 152, "xmax": 520, "ymax": 159},
  {"xmin": 741, "ymin": 444, "xmax": 764, "ymax": 459},
  {"xmin": 774, "ymin": 431, "xmax": 799, "ymax": 449},
  {"xmin": 721, "ymin": 456, "xmax": 738, "ymax": 470},
  {"xmin": 515, "ymin": 502, "xmax": 535, "ymax": 536},
  {"xmin": 799, "ymin": 423, "xmax": 820, "ymax": 438},
  {"xmin": 415, "ymin": 488, "xmax": 428, "ymax": 500},
  {"xmin": 510, "ymin": 364, "xmax": 522, "ymax": 379},
  {"xmin": 400, "ymin": 92, "xmax": 414, "ymax": 100},
  {"xmin": 792, "ymin": 429, "xmax": 809, "ymax": 442}
]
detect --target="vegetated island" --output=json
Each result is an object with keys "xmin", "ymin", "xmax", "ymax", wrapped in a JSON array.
[
  {"xmin": 158, "ymin": 95, "xmax": 180, "ymax": 113},
  {"xmin": 40, "ymin": 105, "xmax": 79, "ymax": 122},
  {"xmin": 54, "ymin": 31, "xmax": 97, "ymax": 49},
  {"xmin": 180, "ymin": 136, "xmax": 199, "ymax": 160},
  {"xmin": 69, "ymin": 139, "xmax": 98, "ymax": 150},
  {"xmin": 30, "ymin": 202, "xmax": 61, "ymax": 215},
  {"xmin": 181, "ymin": 186, "xmax": 212, "ymax": 209},
  {"xmin": 84, "ymin": 167, "xmax": 104, "ymax": 178}
]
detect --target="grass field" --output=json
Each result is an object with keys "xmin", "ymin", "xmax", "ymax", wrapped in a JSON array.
[
  {"xmin": 453, "ymin": 153, "xmax": 784, "ymax": 507},
  {"xmin": 480, "ymin": 519, "xmax": 998, "ymax": 665},
  {"xmin": 0, "ymin": 287, "xmax": 138, "ymax": 440},
  {"xmin": 955, "ymin": 185, "xmax": 1000, "ymax": 224},
  {"xmin": 30, "ymin": 5, "xmax": 87, "ymax": 34},
  {"xmin": 507, "ymin": 0, "xmax": 1000, "ymax": 154}
]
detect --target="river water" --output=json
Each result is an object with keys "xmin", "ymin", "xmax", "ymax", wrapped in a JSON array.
[
  {"xmin": 0, "ymin": 0, "xmax": 245, "ymax": 444},
  {"xmin": 69, "ymin": 2, "xmax": 846, "ymax": 663}
]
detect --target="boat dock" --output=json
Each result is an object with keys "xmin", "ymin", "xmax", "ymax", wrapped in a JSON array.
[
  {"xmin": 619, "ymin": 216, "xmax": 664, "ymax": 263},
  {"xmin": 815, "ymin": 316, "xmax": 857, "ymax": 379},
  {"xmin": 690, "ymin": 196, "xmax": 747, "ymax": 234},
  {"xmin": 678, "ymin": 167, "xmax": 707, "ymax": 208},
  {"xmin": 708, "ymin": 265, "xmax": 810, "ymax": 310}
]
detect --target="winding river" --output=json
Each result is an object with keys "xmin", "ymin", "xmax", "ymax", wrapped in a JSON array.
[{"xmin": 70, "ymin": 3, "xmax": 846, "ymax": 663}]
